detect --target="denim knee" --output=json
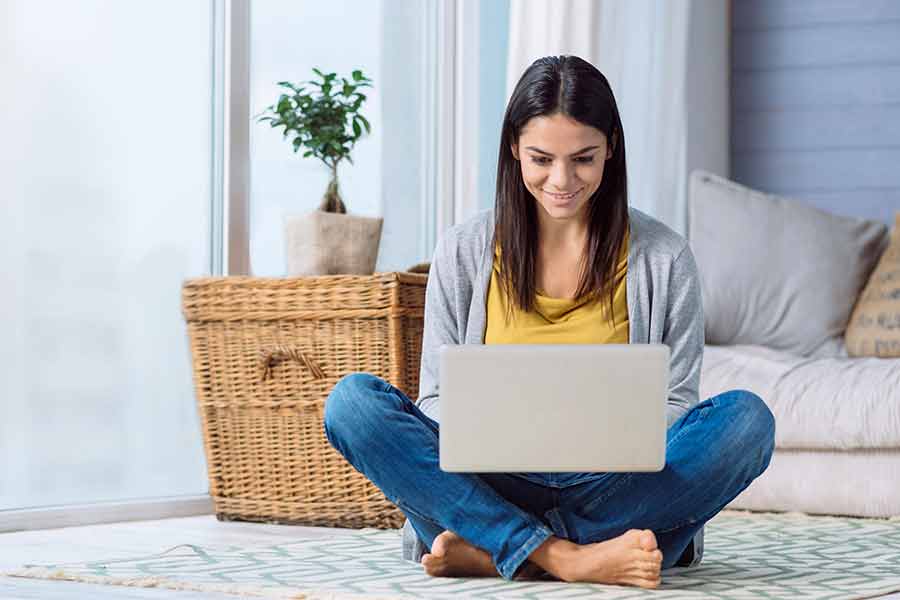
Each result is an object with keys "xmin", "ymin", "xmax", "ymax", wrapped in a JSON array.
[
  {"xmin": 732, "ymin": 390, "xmax": 774, "ymax": 439},
  {"xmin": 721, "ymin": 389, "xmax": 776, "ymax": 471},
  {"xmin": 323, "ymin": 372, "xmax": 383, "ymax": 444}
]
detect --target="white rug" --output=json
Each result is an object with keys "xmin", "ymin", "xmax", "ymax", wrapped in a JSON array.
[{"xmin": 7, "ymin": 510, "xmax": 900, "ymax": 599}]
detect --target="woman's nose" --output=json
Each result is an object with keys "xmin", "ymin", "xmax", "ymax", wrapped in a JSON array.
[{"xmin": 547, "ymin": 161, "xmax": 574, "ymax": 189}]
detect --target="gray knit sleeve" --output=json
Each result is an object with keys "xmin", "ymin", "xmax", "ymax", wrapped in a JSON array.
[
  {"xmin": 663, "ymin": 243, "xmax": 705, "ymax": 428},
  {"xmin": 415, "ymin": 230, "xmax": 462, "ymax": 423}
]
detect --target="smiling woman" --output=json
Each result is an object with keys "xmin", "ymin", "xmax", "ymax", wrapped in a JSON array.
[
  {"xmin": 515, "ymin": 123, "xmax": 610, "ymax": 209},
  {"xmin": 323, "ymin": 54, "xmax": 777, "ymax": 590},
  {"xmin": 497, "ymin": 56, "xmax": 628, "ymax": 318}
]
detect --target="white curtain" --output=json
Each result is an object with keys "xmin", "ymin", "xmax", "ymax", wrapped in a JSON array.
[{"xmin": 506, "ymin": 0, "xmax": 728, "ymax": 236}]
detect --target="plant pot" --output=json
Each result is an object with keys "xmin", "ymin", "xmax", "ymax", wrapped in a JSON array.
[{"xmin": 285, "ymin": 210, "xmax": 383, "ymax": 276}]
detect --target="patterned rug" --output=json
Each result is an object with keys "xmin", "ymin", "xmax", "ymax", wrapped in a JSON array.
[{"xmin": 7, "ymin": 510, "xmax": 900, "ymax": 599}]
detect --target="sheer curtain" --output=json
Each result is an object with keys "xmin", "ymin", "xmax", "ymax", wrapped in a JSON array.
[{"xmin": 505, "ymin": 0, "xmax": 729, "ymax": 235}]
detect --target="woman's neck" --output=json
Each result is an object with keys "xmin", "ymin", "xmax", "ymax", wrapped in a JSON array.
[{"xmin": 537, "ymin": 211, "xmax": 590, "ymax": 254}]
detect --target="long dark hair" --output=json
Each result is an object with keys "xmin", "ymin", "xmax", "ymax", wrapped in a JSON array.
[{"xmin": 494, "ymin": 55, "xmax": 628, "ymax": 323}]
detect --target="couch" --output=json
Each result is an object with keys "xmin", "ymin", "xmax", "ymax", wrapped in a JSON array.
[{"xmin": 688, "ymin": 171, "xmax": 900, "ymax": 519}]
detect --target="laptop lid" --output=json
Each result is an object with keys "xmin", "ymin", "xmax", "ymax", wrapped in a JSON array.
[{"xmin": 439, "ymin": 344, "xmax": 669, "ymax": 473}]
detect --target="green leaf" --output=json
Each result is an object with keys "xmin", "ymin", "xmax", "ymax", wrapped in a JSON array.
[
  {"xmin": 352, "ymin": 70, "xmax": 362, "ymax": 81},
  {"xmin": 357, "ymin": 114, "xmax": 370, "ymax": 133},
  {"xmin": 303, "ymin": 150, "xmax": 313, "ymax": 157},
  {"xmin": 352, "ymin": 120, "xmax": 361, "ymax": 137},
  {"xmin": 277, "ymin": 81, "xmax": 301, "ymax": 93},
  {"xmin": 312, "ymin": 67, "xmax": 325, "ymax": 78}
]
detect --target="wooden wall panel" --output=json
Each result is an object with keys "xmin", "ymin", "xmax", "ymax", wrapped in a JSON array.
[{"xmin": 730, "ymin": 0, "xmax": 900, "ymax": 224}]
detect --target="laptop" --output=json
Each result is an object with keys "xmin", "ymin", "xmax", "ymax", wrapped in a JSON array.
[{"xmin": 438, "ymin": 344, "xmax": 669, "ymax": 473}]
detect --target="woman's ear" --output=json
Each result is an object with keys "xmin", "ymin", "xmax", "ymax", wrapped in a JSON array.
[
  {"xmin": 606, "ymin": 130, "xmax": 618, "ymax": 160},
  {"xmin": 511, "ymin": 144, "xmax": 519, "ymax": 161}
]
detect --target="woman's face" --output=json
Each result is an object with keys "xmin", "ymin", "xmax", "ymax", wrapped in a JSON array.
[{"xmin": 511, "ymin": 112, "xmax": 612, "ymax": 222}]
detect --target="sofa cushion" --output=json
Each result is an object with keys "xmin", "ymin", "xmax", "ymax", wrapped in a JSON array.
[
  {"xmin": 700, "ymin": 345, "xmax": 900, "ymax": 449},
  {"xmin": 688, "ymin": 171, "xmax": 888, "ymax": 357},
  {"xmin": 845, "ymin": 212, "xmax": 900, "ymax": 357},
  {"xmin": 726, "ymin": 448, "xmax": 900, "ymax": 518}
]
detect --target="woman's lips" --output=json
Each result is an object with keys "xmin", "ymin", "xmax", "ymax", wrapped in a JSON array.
[{"xmin": 544, "ymin": 187, "xmax": 583, "ymax": 201}]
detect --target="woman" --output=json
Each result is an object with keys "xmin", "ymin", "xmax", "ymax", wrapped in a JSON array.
[{"xmin": 324, "ymin": 55, "xmax": 775, "ymax": 589}]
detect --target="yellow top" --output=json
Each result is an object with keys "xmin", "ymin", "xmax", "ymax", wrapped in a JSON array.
[{"xmin": 485, "ymin": 230, "xmax": 629, "ymax": 344}]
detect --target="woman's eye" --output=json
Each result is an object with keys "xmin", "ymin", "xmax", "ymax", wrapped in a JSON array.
[{"xmin": 530, "ymin": 156, "xmax": 594, "ymax": 165}]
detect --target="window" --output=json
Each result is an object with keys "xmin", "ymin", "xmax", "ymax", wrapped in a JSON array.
[
  {"xmin": 249, "ymin": 0, "xmax": 433, "ymax": 274},
  {"xmin": 0, "ymin": 0, "xmax": 506, "ymax": 517},
  {"xmin": 0, "ymin": 0, "xmax": 213, "ymax": 510}
]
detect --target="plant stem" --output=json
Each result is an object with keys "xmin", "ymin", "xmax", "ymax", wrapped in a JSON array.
[{"xmin": 319, "ymin": 162, "xmax": 346, "ymax": 213}]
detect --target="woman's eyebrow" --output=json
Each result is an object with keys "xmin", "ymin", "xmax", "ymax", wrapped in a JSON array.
[{"xmin": 524, "ymin": 145, "xmax": 601, "ymax": 157}]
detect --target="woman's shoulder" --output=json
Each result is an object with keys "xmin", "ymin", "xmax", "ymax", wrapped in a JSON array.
[
  {"xmin": 627, "ymin": 207, "xmax": 690, "ymax": 264},
  {"xmin": 434, "ymin": 207, "xmax": 690, "ymax": 266},
  {"xmin": 434, "ymin": 208, "xmax": 494, "ymax": 258},
  {"xmin": 431, "ymin": 208, "xmax": 494, "ymax": 277},
  {"xmin": 453, "ymin": 208, "xmax": 495, "ymax": 244}
]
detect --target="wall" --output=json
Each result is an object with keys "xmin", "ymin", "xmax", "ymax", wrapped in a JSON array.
[{"xmin": 731, "ymin": 0, "xmax": 900, "ymax": 225}]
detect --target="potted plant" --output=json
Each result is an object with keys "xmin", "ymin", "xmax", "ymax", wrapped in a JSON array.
[{"xmin": 256, "ymin": 67, "xmax": 382, "ymax": 276}]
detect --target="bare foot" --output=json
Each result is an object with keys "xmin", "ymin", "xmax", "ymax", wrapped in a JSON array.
[
  {"xmin": 562, "ymin": 529, "xmax": 663, "ymax": 588},
  {"xmin": 421, "ymin": 530, "xmax": 498, "ymax": 578}
]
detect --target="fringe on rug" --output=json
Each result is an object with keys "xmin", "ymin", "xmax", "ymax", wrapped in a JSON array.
[{"xmin": 6, "ymin": 567, "xmax": 413, "ymax": 600}]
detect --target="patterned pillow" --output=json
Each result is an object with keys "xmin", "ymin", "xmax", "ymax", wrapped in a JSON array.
[
  {"xmin": 845, "ymin": 213, "xmax": 900, "ymax": 357},
  {"xmin": 688, "ymin": 171, "xmax": 888, "ymax": 357}
]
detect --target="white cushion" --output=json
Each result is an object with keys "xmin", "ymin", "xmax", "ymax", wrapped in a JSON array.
[
  {"xmin": 688, "ymin": 171, "xmax": 888, "ymax": 357},
  {"xmin": 726, "ymin": 448, "xmax": 900, "ymax": 518},
  {"xmin": 700, "ymin": 345, "xmax": 900, "ymax": 449}
]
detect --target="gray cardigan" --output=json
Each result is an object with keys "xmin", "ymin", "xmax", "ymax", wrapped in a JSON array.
[{"xmin": 400, "ymin": 206, "xmax": 706, "ymax": 569}]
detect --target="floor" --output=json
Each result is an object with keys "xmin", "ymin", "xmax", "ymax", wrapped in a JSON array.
[{"xmin": 2, "ymin": 516, "xmax": 900, "ymax": 599}]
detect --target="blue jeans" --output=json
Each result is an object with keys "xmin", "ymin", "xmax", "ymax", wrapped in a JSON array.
[{"xmin": 323, "ymin": 373, "xmax": 775, "ymax": 581}]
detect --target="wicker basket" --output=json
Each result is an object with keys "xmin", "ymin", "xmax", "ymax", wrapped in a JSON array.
[{"xmin": 182, "ymin": 272, "xmax": 427, "ymax": 529}]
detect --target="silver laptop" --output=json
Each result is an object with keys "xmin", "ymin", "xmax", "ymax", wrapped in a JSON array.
[{"xmin": 439, "ymin": 344, "xmax": 669, "ymax": 473}]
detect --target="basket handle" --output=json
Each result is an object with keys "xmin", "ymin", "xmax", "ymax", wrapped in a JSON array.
[{"xmin": 259, "ymin": 344, "xmax": 326, "ymax": 382}]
